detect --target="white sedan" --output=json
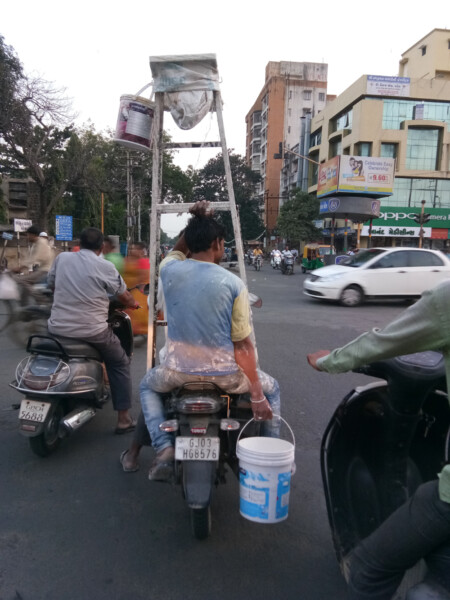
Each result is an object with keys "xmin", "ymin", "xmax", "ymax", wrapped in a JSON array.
[{"xmin": 303, "ymin": 247, "xmax": 450, "ymax": 307}]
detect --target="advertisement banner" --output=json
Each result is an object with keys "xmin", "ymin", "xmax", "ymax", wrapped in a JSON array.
[
  {"xmin": 365, "ymin": 207, "xmax": 450, "ymax": 229},
  {"xmin": 317, "ymin": 156, "xmax": 395, "ymax": 197},
  {"xmin": 338, "ymin": 156, "xmax": 395, "ymax": 195},
  {"xmin": 317, "ymin": 157, "xmax": 339, "ymax": 197},
  {"xmin": 367, "ymin": 75, "xmax": 410, "ymax": 97}
]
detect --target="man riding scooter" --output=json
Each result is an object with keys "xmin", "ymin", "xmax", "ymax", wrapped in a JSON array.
[
  {"xmin": 139, "ymin": 201, "xmax": 280, "ymax": 481},
  {"xmin": 307, "ymin": 280, "xmax": 450, "ymax": 599}
]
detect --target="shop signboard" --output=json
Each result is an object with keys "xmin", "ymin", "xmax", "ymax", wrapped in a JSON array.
[
  {"xmin": 55, "ymin": 215, "xmax": 73, "ymax": 241},
  {"xmin": 366, "ymin": 75, "xmax": 410, "ymax": 97},
  {"xmin": 362, "ymin": 206, "xmax": 450, "ymax": 238},
  {"xmin": 14, "ymin": 219, "xmax": 32, "ymax": 233},
  {"xmin": 317, "ymin": 156, "xmax": 395, "ymax": 198}
]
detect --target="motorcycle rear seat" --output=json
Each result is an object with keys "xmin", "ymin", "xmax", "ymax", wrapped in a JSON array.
[{"xmin": 28, "ymin": 336, "xmax": 103, "ymax": 360}]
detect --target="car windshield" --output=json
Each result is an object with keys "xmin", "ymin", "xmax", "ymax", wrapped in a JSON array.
[{"xmin": 340, "ymin": 248, "xmax": 387, "ymax": 267}]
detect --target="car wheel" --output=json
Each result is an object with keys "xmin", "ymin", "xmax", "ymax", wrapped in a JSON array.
[{"xmin": 340, "ymin": 285, "xmax": 364, "ymax": 307}]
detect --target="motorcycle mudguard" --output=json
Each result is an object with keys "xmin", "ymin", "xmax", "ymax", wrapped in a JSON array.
[
  {"xmin": 321, "ymin": 380, "xmax": 450, "ymax": 563},
  {"xmin": 182, "ymin": 460, "xmax": 216, "ymax": 509}
]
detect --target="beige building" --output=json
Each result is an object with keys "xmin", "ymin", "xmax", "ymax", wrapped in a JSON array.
[
  {"xmin": 307, "ymin": 29, "xmax": 450, "ymax": 249},
  {"xmin": 245, "ymin": 61, "xmax": 330, "ymax": 234}
]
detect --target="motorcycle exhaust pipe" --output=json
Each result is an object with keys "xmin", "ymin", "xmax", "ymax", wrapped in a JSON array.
[{"xmin": 59, "ymin": 407, "xmax": 96, "ymax": 436}]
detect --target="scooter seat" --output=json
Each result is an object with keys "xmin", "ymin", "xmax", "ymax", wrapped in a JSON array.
[{"xmin": 27, "ymin": 335, "xmax": 102, "ymax": 360}]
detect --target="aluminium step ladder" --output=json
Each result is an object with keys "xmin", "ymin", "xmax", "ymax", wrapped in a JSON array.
[{"xmin": 146, "ymin": 88, "xmax": 254, "ymax": 369}]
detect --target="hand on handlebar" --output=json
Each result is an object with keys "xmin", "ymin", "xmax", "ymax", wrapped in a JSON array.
[{"xmin": 307, "ymin": 350, "xmax": 330, "ymax": 371}]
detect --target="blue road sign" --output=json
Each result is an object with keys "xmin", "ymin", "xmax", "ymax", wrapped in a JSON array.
[{"xmin": 55, "ymin": 215, "xmax": 73, "ymax": 241}]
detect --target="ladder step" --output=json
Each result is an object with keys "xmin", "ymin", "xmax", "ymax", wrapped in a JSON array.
[
  {"xmin": 156, "ymin": 202, "xmax": 232, "ymax": 214},
  {"xmin": 165, "ymin": 142, "xmax": 221, "ymax": 149}
]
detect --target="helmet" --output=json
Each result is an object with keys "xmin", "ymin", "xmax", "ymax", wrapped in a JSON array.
[{"xmin": 39, "ymin": 232, "xmax": 48, "ymax": 237}]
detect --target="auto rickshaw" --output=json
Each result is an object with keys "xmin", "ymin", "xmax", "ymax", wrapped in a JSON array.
[{"xmin": 301, "ymin": 244, "xmax": 333, "ymax": 273}]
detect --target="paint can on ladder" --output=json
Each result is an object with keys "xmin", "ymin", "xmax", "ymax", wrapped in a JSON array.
[
  {"xmin": 236, "ymin": 417, "xmax": 295, "ymax": 523},
  {"xmin": 114, "ymin": 95, "xmax": 155, "ymax": 152}
]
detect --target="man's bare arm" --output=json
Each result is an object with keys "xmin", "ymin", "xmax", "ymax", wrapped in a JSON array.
[{"xmin": 234, "ymin": 336, "xmax": 273, "ymax": 421}]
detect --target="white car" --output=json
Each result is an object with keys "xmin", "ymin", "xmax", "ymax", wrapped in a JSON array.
[{"xmin": 303, "ymin": 247, "xmax": 450, "ymax": 307}]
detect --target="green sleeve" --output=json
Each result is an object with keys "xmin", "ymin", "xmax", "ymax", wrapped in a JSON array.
[{"xmin": 318, "ymin": 284, "xmax": 450, "ymax": 374}]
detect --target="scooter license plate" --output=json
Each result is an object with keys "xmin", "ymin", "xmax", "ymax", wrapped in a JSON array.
[
  {"xmin": 175, "ymin": 437, "xmax": 220, "ymax": 461},
  {"xmin": 19, "ymin": 399, "xmax": 52, "ymax": 423}
]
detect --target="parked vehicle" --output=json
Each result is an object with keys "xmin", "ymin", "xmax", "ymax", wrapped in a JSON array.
[
  {"xmin": 301, "ymin": 244, "xmax": 333, "ymax": 273},
  {"xmin": 303, "ymin": 247, "xmax": 450, "ymax": 307},
  {"xmin": 254, "ymin": 254, "xmax": 262, "ymax": 271},
  {"xmin": 10, "ymin": 297, "xmax": 134, "ymax": 457},
  {"xmin": 322, "ymin": 351, "xmax": 450, "ymax": 598},
  {"xmin": 281, "ymin": 252, "xmax": 294, "ymax": 275}
]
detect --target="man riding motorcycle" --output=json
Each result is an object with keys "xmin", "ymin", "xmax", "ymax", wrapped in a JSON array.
[
  {"xmin": 307, "ymin": 281, "xmax": 450, "ymax": 599},
  {"xmin": 140, "ymin": 202, "xmax": 280, "ymax": 481}
]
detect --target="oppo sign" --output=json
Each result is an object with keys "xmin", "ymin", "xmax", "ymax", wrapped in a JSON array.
[{"xmin": 380, "ymin": 212, "xmax": 421, "ymax": 221}]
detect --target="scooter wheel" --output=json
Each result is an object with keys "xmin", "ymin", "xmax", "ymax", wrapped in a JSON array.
[
  {"xmin": 191, "ymin": 506, "xmax": 211, "ymax": 540},
  {"xmin": 28, "ymin": 403, "xmax": 64, "ymax": 457}
]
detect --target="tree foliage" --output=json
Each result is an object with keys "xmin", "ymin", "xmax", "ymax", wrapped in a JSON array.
[
  {"xmin": 277, "ymin": 190, "xmax": 322, "ymax": 244},
  {"xmin": 193, "ymin": 152, "xmax": 263, "ymax": 242}
]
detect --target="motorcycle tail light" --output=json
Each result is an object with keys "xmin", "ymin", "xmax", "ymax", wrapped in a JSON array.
[
  {"xmin": 15, "ymin": 357, "xmax": 70, "ymax": 391},
  {"xmin": 159, "ymin": 419, "xmax": 179, "ymax": 432},
  {"xmin": 220, "ymin": 419, "xmax": 240, "ymax": 431},
  {"xmin": 177, "ymin": 397, "xmax": 222, "ymax": 414}
]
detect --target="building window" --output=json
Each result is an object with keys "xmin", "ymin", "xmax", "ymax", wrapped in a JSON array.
[
  {"xmin": 309, "ymin": 130, "xmax": 322, "ymax": 148},
  {"xmin": 331, "ymin": 109, "xmax": 353, "ymax": 133},
  {"xmin": 309, "ymin": 152, "xmax": 319, "ymax": 186},
  {"xmin": 288, "ymin": 126, "xmax": 291, "ymax": 134},
  {"xmin": 303, "ymin": 90, "xmax": 312, "ymax": 100},
  {"xmin": 406, "ymin": 128, "xmax": 440, "ymax": 170},
  {"xmin": 421, "ymin": 45, "xmax": 427, "ymax": 56},
  {"xmin": 357, "ymin": 142, "xmax": 372, "ymax": 156},
  {"xmin": 380, "ymin": 143, "xmax": 398, "ymax": 159},
  {"xmin": 382, "ymin": 177, "xmax": 450, "ymax": 208},
  {"xmin": 329, "ymin": 138, "xmax": 342, "ymax": 158},
  {"xmin": 289, "ymin": 91, "xmax": 292, "ymax": 100},
  {"xmin": 319, "ymin": 93, "xmax": 325, "ymax": 102},
  {"xmin": 382, "ymin": 99, "xmax": 450, "ymax": 130}
]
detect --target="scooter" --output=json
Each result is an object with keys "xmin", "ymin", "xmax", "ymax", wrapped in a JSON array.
[
  {"xmin": 10, "ymin": 298, "xmax": 133, "ymax": 457},
  {"xmin": 254, "ymin": 255, "xmax": 262, "ymax": 271},
  {"xmin": 271, "ymin": 254, "xmax": 282, "ymax": 269},
  {"xmin": 281, "ymin": 253, "xmax": 294, "ymax": 275},
  {"xmin": 321, "ymin": 351, "xmax": 450, "ymax": 599}
]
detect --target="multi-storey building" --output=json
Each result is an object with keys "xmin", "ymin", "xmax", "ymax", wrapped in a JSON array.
[
  {"xmin": 245, "ymin": 61, "xmax": 330, "ymax": 236},
  {"xmin": 307, "ymin": 29, "xmax": 450, "ymax": 249}
]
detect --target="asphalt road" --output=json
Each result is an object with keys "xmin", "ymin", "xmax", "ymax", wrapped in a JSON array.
[{"xmin": 0, "ymin": 264, "xmax": 405, "ymax": 600}]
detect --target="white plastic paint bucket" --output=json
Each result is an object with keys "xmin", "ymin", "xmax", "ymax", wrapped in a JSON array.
[
  {"xmin": 114, "ymin": 95, "xmax": 155, "ymax": 151},
  {"xmin": 236, "ymin": 418, "xmax": 295, "ymax": 524}
]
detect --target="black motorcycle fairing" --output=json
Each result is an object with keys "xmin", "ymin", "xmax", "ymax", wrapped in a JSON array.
[{"xmin": 321, "ymin": 352, "xmax": 450, "ymax": 563}]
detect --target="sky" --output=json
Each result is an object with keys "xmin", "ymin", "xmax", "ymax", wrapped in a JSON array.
[{"xmin": 2, "ymin": 0, "xmax": 448, "ymax": 234}]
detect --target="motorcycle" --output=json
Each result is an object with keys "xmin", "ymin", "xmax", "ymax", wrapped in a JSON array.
[
  {"xmin": 155, "ymin": 292, "xmax": 266, "ymax": 540},
  {"xmin": 321, "ymin": 351, "xmax": 450, "ymax": 599},
  {"xmin": 254, "ymin": 255, "xmax": 262, "ymax": 271},
  {"xmin": 10, "ymin": 296, "xmax": 134, "ymax": 457},
  {"xmin": 159, "ymin": 384, "xmax": 258, "ymax": 539},
  {"xmin": 281, "ymin": 253, "xmax": 294, "ymax": 275},
  {"xmin": 271, "ymin": 253, "xmax": 282, "ymax": 269}
]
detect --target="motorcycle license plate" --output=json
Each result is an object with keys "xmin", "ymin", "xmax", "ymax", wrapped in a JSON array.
[
  {"xmin": 175, "ymin": 437, "xmax": 220, "ymax": 461},
  {"xmin": 19, "ymin": 399, "xmax": 51, "ymax": 423}
]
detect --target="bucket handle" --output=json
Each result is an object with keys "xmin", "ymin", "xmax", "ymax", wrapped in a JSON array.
[{"xmin": 237, "ymin": 416, "xmax": 295, "ymax": 448}]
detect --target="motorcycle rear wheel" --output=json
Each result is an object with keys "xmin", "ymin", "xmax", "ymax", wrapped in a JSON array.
[
  {"xmin": 191, "ymin": 506, "xmax": 211, "ymax": 540},
  {"xmin": 29, "ymin": 403, "xmax": 64, "ymax": 457}
]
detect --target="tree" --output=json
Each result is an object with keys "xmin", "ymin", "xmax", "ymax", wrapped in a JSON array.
[
  {"xmin": 277, "ymin": 190, "xmax": 322, "ymax": 244},
  {"xmin": 193, "ymin": 152, "xmax": 263, "ymax": 242}
]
